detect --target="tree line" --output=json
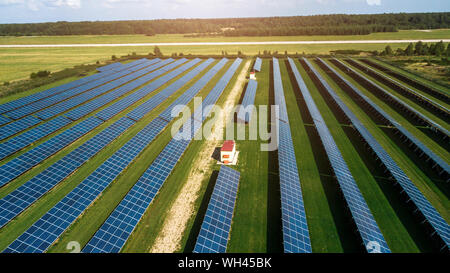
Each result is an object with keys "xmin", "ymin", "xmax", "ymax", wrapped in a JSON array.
[
  {"xmin": 0, "ymin": 12, "xmax": 448, "ymax": 36},
  {"xmin": 381, "ymin": 41, "xmax": 450, "ymax": 57}
]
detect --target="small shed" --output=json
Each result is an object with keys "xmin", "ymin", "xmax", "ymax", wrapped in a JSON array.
[
  {"xmin": 250, "ymin": 71, "xmax": 256, "ymax": 80},
  {"xmin": 220, "ymin": 140, "xmax": 236, "ymax": 164}
]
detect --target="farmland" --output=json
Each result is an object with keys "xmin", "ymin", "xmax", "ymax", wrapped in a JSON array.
[
  {"xmin": 0, "ymin": 51, "xmax": 448, "ymax": 253},
  {"xmin": 1, "ymin": 29, "xmax": 449, "ymax": 83}
]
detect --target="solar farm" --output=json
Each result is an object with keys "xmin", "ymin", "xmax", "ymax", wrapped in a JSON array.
[{"xmin": 0, "ymin": 56, "xmax": 448, "ymax": 253}]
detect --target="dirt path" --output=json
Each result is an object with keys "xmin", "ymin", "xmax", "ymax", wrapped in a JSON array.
[{"xmin": 149, "ymin": 60, "xmax": 251, "ymax": 253}]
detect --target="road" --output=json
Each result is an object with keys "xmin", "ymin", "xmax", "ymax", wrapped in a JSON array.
[{"xmin": 0, "ymin": 39, "xmax": 449, "ymax": 48}]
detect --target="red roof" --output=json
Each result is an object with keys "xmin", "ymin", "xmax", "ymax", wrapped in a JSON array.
[{"xmin": 221, "ymin": 140, "xmax": 235, "ymax": 152}]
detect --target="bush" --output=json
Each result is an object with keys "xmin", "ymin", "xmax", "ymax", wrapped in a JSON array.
[
  {"xmin": 112, "ymin": 55, "xmax": 117, "ymax": 60},
  {"xmin": 3, "ymin": 81, "xmax": 9, "ymax": 86}
]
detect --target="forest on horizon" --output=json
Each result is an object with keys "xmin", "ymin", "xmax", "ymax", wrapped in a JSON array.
[{"xmin": 0, "ymin": 12, "xmax": 448, "ymax": 37}]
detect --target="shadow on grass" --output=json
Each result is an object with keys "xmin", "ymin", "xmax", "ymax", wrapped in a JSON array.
[
  {"xmin": 266, "ymin": 60, "xmax": 283, "ymax": 253},
  {"xmin": 183, "ymin": 170, "xmax": 219, "ymax": 253}
]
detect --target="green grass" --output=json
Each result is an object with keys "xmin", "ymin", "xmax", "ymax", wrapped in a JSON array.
[
  {"xmin": 1, "ymin": 30, "xmax": 448, "ymax": 45},
  {"xmin": 0, "ymin": 45, "xmax": 419, "ymax": 83}
]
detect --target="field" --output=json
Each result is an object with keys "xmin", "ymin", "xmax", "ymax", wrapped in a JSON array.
[
  {"xmin": 1, "ymin": 29, "xmax": 449, "ymax": 83},
  {"xmin": 0, "ymin": 52, "xmax": 448, "ymax": 254}
]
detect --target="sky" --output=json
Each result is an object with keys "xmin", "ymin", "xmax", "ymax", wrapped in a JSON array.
[{"xmin": 0, "ymin": 0, "xmax": 449, "ymax": 24}]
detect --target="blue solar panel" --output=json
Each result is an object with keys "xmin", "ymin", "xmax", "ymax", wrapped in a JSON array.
[
  {"xmin": 0, "ymin": 115, "xmax": 11, "ymax": 126},
  {"xmin": 4, "ymin": 59, "xmax": 159, "ymax": 120},
  {"xmin": 0, "ymin": 116, "xmax": 72, "ymax": 160},
  {"xmin": 159, "ymin": 58, "xmax": 229, "ymax": 121},
  {"xmin": 64, "ymin": 59, "xmax": 182, "ymax": 121},
  {"xmin": 253, "ymin": 57, "xmax": 262, "ymax": 72},
  {"xmin": 0, "ymin": 117, "xmax": 134, "ymax": 229},
  {"xmin": 97, "ymin": 62, "xmax": 123, "ymax": 72},
  {"xmin": 312, "ymin": 57, "xmax": 450, "ymax": 251},
  {"xmin": 2, "ymin": 59, "xmax": 236, "ymax": 253},
  {"xmin": 193, "ymin": 166, "xmax": 240, "ymax": 253},
  {"xmin": 291, "ymin": 58, "xmax": 391, "ymax": 253},
  {"xmin": 348, "ymin": 58, "xmax": 449, "ymax": 121},
  {"xmin": 340, "ymin": 59, "xmax": 449, "ymax": 138},
  {"xmin": 82, "ymin": 58, "xmax": 242, "ymax": 253},
  {"xmin": 0, "ymin": 60, "xmax": 145, "ymax": 115},
  {"xmin": 272, "ymin": 58, "xmax": 312, "ymax": 253},
  {"xmin": 96, "ymin": 58, "xmax": 194, "ymax": 121},
  {"xmin": 0, "ymin": 116, "xmax": 103, "ymax": 188},
  {"xmin": 34, "ymin": 60, "xmax": 172, "ymax": 121},
  {"xmin": 0, "ymin": 115, "xmax": 41, "ymax": 141},
  {"xmin": 327, "ymin": 58, "xmax": 450, "ymax": 179},
  {"xmin": 237, "ymin": 79, "xmax": 258, "ymax": 123}
]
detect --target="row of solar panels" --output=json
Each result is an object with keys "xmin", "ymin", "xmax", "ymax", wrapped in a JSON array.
[
  {"xmin": 346, "ymin": 58, "xmax": 449, "ymax": 123},
  {"xmin": 4, "ymin": 59, "xmax": 154, "ymax": 121},
  {"xmin": 0, "ymin": 59, "xmax": 187, "ymax": 161},
  {"xmin": 194, "ymin": 166, "xmax": 241, "ymax": 253},
  {"xmin": 83, "ymin": 58, "xmax": 242, "ymax": 253},
  {"xmin": 0, "ymin": 58, "xmax": 209, "ymax": 230},
  {"xmin": 360, "ymin": 59, "xmax": 450, "ymax": 104},
  {"xmin": 336, "ymin": 58, "xmax": 449, "ymax": 139},
  {"xmin": 0, "ymin": 58, "xmax": 192, "ymax": 187},
  {"xmin": 326, "ymin": 59, "xmax": 449, "ymax": 178},
  {"xmin": 0, "ymin": 59, "xmax": 175, "ymax": 162},
  {"xmin": 272, "ymin": 58, "xmax": 312, "ymax": 253},
  {"xmin": 296, "ymin": 58, "xmax": 392, "ymax": 253},
  {"xmin": 2, "ymin": 58, "xmax": 240, "ymax": 253},
  {"xmin": 305, "ymin": 58, "xmax": 449, "ymax": 250},
  {"xmin": 0, "ymin": 59, "xmax": 161, "ymax": 141},
  {"xmin": 236, "ymin": 79, "xmax": 258, "ymax": 123},
  {"xmin": 0, "ymin": 58, "xmax": 148, "ymax": 116}
]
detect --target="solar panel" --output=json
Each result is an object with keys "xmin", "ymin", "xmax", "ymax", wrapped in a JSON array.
[
  {"xmin": 360, "ymin": 59, "xmax": 450, "ymax": 104},
  {"xmin": 97, "ymin": 62, "xmax": 123, "ymax": 72},
  {"xmin": 272, "ymin": 58, "xmax": 312, "ymax": 253},
  {"xmin": 0, "ymin": 115, "xmax": 11, "ymax": 126},
  {"xmin": 326, "ymin": 58, "xmax": 449, "ymax": 178},
  {"xmin": 125, "ymin": 58, "xmax": 210, "ymax": 121},
  {"xmin": 82, "ymin": 58, "xmax": 242, "ymax": 253},
  {"xmin": 64, "ymin": 58, "xmax": 186, "ymax": 121},
  {"xmin": 35, "ymin": 60, "xmax": 174, "ymax": 121},
  {"xmin": 0, "ymin": 115, "xmax": 41, "ymax": 141},
  {"xmin": 0, "ymin": 116, "xmax": 72, "ymax": 160},
  {"xmin": 0, "ymin": 117, "xmax": 134, "ymax": 229},
  {"xmin": 310, "ymin": 58, "xmax": 450, "ymax": 251},
  {"xmin": 4, "ymin": 59, "xmax": 160, "ymax": 120},
  {"xmin": 3, "ymin": 59, "xmax": 236, "ymax": 253},
  {"xmin": 292, "ymin": 57, "xmax": 391, "ymax": 253},
  {"xmin": 0, "ymin": 59, "xmax": 148, "ymax": 115},
  {"xmin": 253, "ymin": 57, "xmax": 262, "ymax": 72},
  {"xmin": 0, "ymin": 116, "xmax": 103, "ymax": 188},
  {"xmin": 237, "ymin": 79, "xmax": 258, "ymax": 123},
  {"xmin": 97, "ymin": 59, "xmax": 213, "ymax": 120},
  {"xmin": 193, "ymin": 166, "xmax": 240, "ymax": 253},
  {"xmin": 340, "ymin": 59, "xmax": 449, "ymax": 138},
  {"xmin": 347, "ymin": 58, "xmax": 449, "ymax": 121}
]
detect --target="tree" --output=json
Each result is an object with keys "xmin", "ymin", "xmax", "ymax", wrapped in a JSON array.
[
  {"xmin": 446, "ymin": 44, "xmax": 450, "ymax": 57},
  {"xmin": 405, "ymin": 43, "xmax": 414, "ymax": 56},
  {"xmin": 111, "ymin": 55, "xmax": 117, "ymax": 61},
  {"xmin": 153, "ymin": 46, "xmax": 163, "ymax": 57},
  {"xmin": 384, "ymin": 45, "xmax": 393, "ymax": 56},
  {"xmin": 435, "ymin": 41, "xmax": 445, "ymax": 56},
  {"xmin": 415, "ymin": 41, "xmax": 423, "ymax": 55}
]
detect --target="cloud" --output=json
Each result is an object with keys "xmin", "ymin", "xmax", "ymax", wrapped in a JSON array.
[
  {"xmin": 366, "ymin": 0, "xmax": 381, "ymax": 5},
  {"xmin": 0, "ymin": 0, "xmax": 81, "ymax": 10}
]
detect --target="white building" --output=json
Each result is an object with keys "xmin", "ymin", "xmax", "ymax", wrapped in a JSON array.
[{"xmin": 220, "ymin": 140, "xmax": 236, "ymax": 164}]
